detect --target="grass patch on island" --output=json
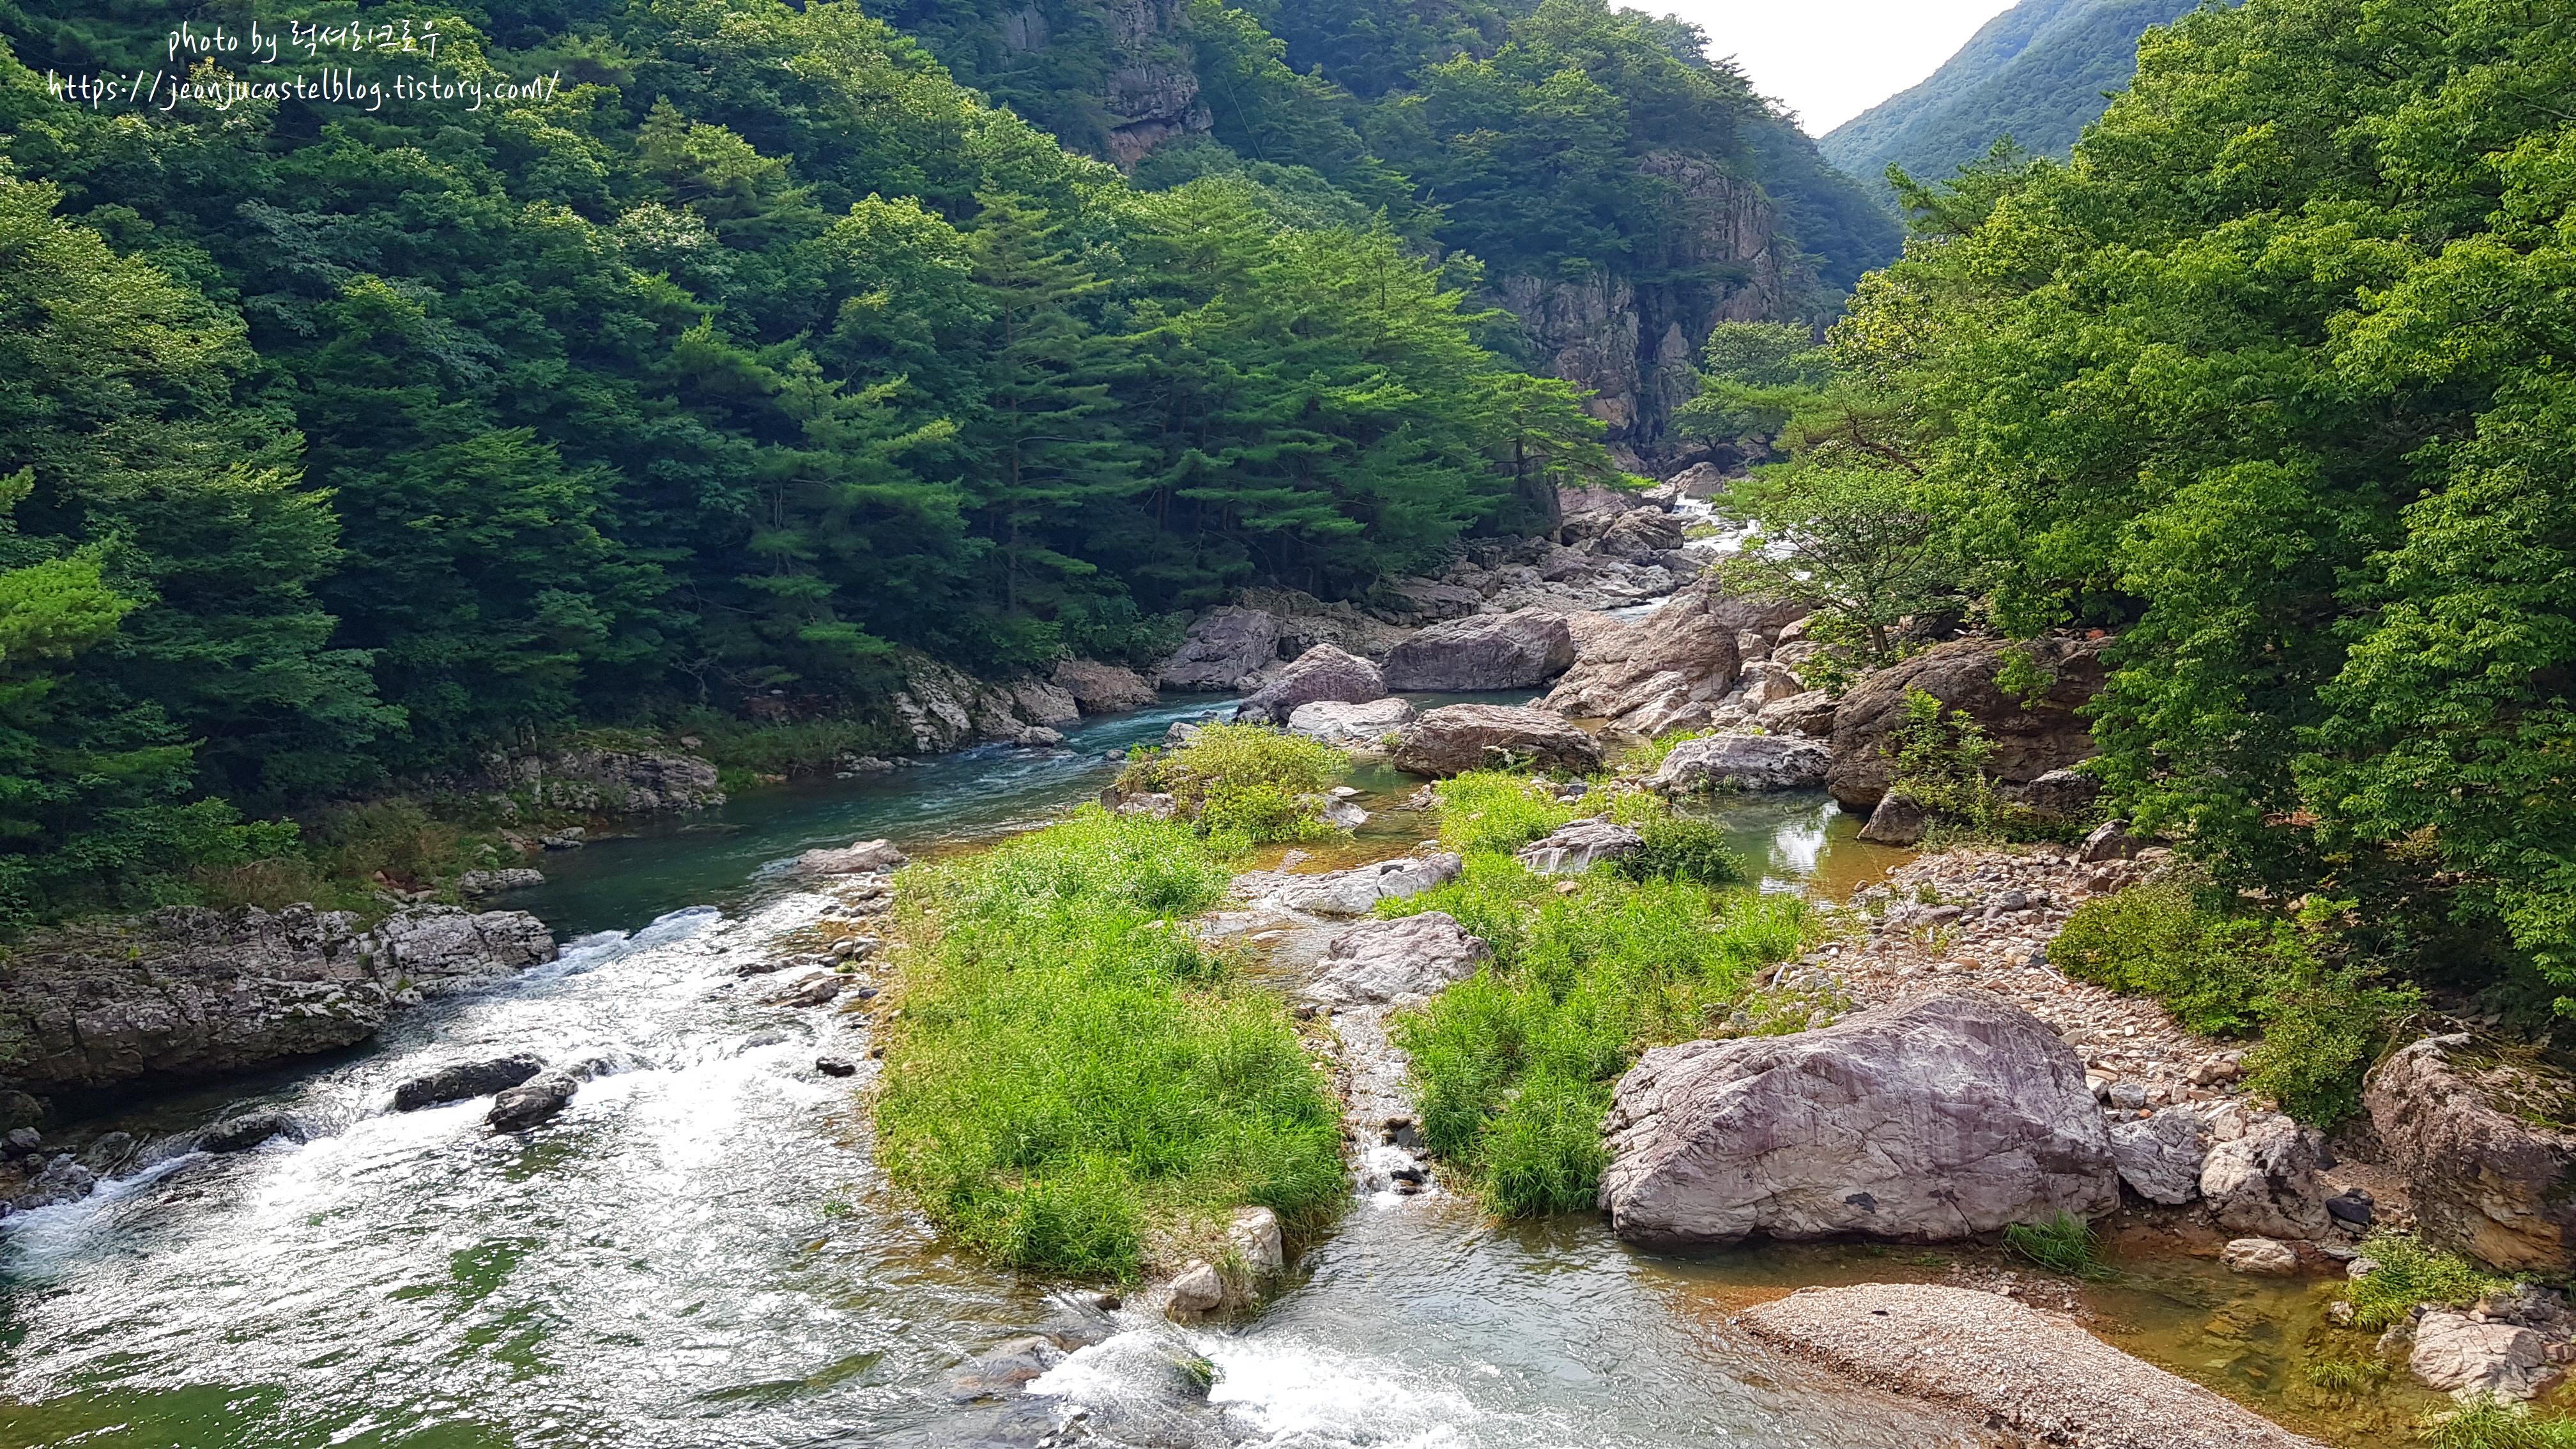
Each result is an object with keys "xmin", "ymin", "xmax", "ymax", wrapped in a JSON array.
[
  {"xmin": 1116, "ymin": 724, "xmax": 1352, "ymax": 847},
  {"xmin": 1379, "ymin": 796, "xmax": 1813, "ymax": 1215},
  {"xmin": 872, "ymin": 808, "xmax": 1346, "ymax": 1278},
  {"xmin": 2342, "ymin": 1231, "xmax": 2506, "ymax": 1330}
]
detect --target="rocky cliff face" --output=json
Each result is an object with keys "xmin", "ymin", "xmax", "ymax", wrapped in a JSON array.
[
  {"xmin": 0, "ymin": 904, "xmax": 555, "ymax": 1115},
  {"xmin": 1494, "ymin": 155, "xmax": 1800, "ymax": 466}
]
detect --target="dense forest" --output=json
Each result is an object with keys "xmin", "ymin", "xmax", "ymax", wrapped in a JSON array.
[
  {"xmin": 1741, "ymin": 0, "xmax": 2576, "ymax": 1015},
  {"xmin": 0, "ymin": 0, "xmax": 1891, "ymax": 925},
  {"xmin": 1819, "ymin": 0, "xmax": 2209, "ymax": 196}
]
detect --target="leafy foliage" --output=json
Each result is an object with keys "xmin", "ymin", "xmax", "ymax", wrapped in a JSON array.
[
  {"xmin": 1116, "ymin": 723, "xmax": 1350, "ymax": 844},
  {"xmin": 2341, "ymin": 1231, "xmax": 2505, "ymax": 1331}
]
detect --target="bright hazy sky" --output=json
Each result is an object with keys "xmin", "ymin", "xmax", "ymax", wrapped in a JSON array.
[{"xmin": 1664, "ymin": 0, "xmax": 2024, "ymax": 134}]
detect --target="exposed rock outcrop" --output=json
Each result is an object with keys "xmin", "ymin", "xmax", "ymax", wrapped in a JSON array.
[
  {"xmin": 1646, "ymin": 733, "xmax": 1830, "ymax": 793},
  {"xmin": 488, "ymin": 1071, "xmax": 579, "ymax": 1132},
  {"xmin": 892, "ymin": 651, "xmax": 1091, "ymax": 753},
  {"xmin": 1827, "ymin": 635, "xmax": 2110, "ymax": 810},
  {"xmin": 1305, "ymin": 913, "xmax": 1492, "ymax": 1008},
  {"xmin": 1233, "ymin": 645, "xmax": 1384, "ymax": 724},
  {"xmin": 1054, "ymin": 658, "xmax": 1161, "ymax": 714},
  {"xmin": 2109, "ymin": 1109, "xmax": 2208, "ymax": 1206},
  {"xmin": 1230, "ymin": 853, "xmax": 1463, "ymax": 917},
  {"xmin": 394, "ymin": 1054, "xmax": 547, "ymax": 1111},
  {"xmin": 1390, "ymin": 705, "xmax": 1604, "ymax": 778},
  {"xmin": 1599, "ymin": 993, "xmax": 2118, "ymax": 1245},
  {"xmin": 473, "ymin": 747, "xmax": 724, "ymax": 814},
  {"xmin": 1512, "ymin": 818, "xmax": 1644, "ymax": 875},
  {"xmin": 0, "ymin": 904, "xmax": 556, "ymax": 1099},
  {"xmin": 1151, "ymin": 607, "xmax": 1287, "ymax": 691},
  {"xmin": 1381, "ymin": 609, "xmax": 1575, "ymax": 691},
  {"xmin": 2367, "ymin": 1034, "xmax": 2576, "ymax": 1271}
]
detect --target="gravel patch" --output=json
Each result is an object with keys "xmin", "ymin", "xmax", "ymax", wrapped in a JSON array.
[{"xmin": 1741, "ymin": 1283, "xmax": 2328, "ymax": 1449}]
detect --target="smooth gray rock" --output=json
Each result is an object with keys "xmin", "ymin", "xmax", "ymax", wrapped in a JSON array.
[
  {"xmin": 1855, "ymin": 792, "xmax": 1930, "ymax": 845},
  {"xmin": 1512, "ymin": 818, "xmax": 1644, "ymax": 875},
  {"xmin": 1153, "ymin": 608, "xmax": 1287, "ymax": 691},
  {"xmin": 1307, "ymin": 912, "xmax": 1491, "ymax": 1007},
  {"xmin": 394, "ymin": 1054, "xmax": 547, "ymax": 1111},
  {"xmin": 1285, "ymin": 696, "xmax": 1414, "ymax": 746},
  {"xmin": 1599, "ymin": 993, "xmax": 2119, "ymax": 1245},
  {"xmin": 1391, "ymin": 705, "xmax": 1603, "ymax": 778},
  {"xmin": 1234, "ymin": 853, "xmax": 1464, "ymax": 917},
  {"xmin": 199, "ymin": 1110, "xmax": 300, "ymax": 1153},
  {"xmin": 487, "ymin": 1072, "xmax": 579, "ymax": 1132},
  {"xmin": 2108, "ymin": 1109, "xmax": 2207, "ymax": 1205},
  {"xmin": 2200, "ymin": 1114, "xmax": 2333, "ymax": 1239},
  {"xmin": 1234, "ymin": 644, "xmax": 1385, "ymax": 724},
  {"xmin": 1382, "ymin": 609, "xmax": 1575, "ymax": 691},
  {"xmin": 2222, "ymin": 1237, "xmax": 2301, "ymax": 1276},
  {"xmin": 797, "ymin": 838, "xmax": 908, "ymax": 877},
  {"xmin": 1648, "ymin": 733, "xmax": 1830, "ymax": 793}
]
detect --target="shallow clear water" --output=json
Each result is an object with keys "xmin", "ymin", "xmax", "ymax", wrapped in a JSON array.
[{"xmin": 0, "ymin": 692, "xmax": 2227, "ymax": 1449}]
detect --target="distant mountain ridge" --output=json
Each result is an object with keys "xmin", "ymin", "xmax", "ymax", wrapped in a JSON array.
[{"xmin": 1821, "ymin": 0, "xmax": 2212, "ymax": 192}]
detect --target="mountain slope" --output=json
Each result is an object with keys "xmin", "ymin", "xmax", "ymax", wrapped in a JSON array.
[{"xmin": 1820, "ymin": 0, "xmax": 2209, "ymax": 190}]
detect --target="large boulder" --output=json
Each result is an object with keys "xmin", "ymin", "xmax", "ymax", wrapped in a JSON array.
[
  {"xmin": 1541, "ymin": 576, "xmax": 1746, "ymax": 735},
  {"xmin": 1390, "ymin": 705, "xmax": 1603, "ymax": 778},
  {"xmin": 1232, "ymin": 853, "xmax": 1463, "ymax": 917},
  {"xmin": 1598, "ymin": 993, "xmax": 2118, "ymax": 1245},
  {"xmin": 2411, "ymin": 1311, "xmax": 2561, "ymax": 1402},
  {"xmin": 1006, "ymin": 677, "xmax": 1081, "ymax": 726},
  {"xmin": 1307, "ymin": 912, "xmax": 1491, "ymax": 1007},
  {"xmin": 0, "ymin": 905, "xmax": 555, "ymax": 1096},
  {"xmin": 1053, "ymin": 658, "xmax": 1160, "ymax": 714},
  {"xmin": 2367, "ymin": 1034, "xmax": 2576, "ymax": 1271},
  {"xmin": 1512, "ymin": 818, "xmax": 1644, "ymax": 875},
  {"xmin": 1285, "ymin": 697, "xmax": 1414, "ymax": 747},
  {"xmin": 1755, "ymin": 689, "xmax": 1838, "ymax": 737},
  {"xmin": 2198, "ymin": 1114, "xmax": 2333, "ymax": 1239},
  {"xmin": 1381, "ymin": 609, "xmax": 1575, "ymax": 691},
  {"xmin": 1826, "ymin": 635, "xmax": 2110, "ymax": 810},
  {"xmin": 890, "ymin": 650, "xmax": 1078, "ymax": 751},
  {"xmin": 1647, "ymin": 733, "xmax": 1830, "ymax": 793},
  {"xmin": 1233, "ymin": 645, "xmax": 1384, "ymax": 724},
  {"xmin": 1151, "ymin": 608, "xmax": 1287, "ymax": 691}
]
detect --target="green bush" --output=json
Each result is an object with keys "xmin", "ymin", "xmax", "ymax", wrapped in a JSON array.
[
  {"xmin": 1605, "ymin": 791, "xmax": 1749, "ymax": 884},
  {"xmin": 2343, "ymin": 1232, "xmax": 2506, "ymax": 1331},
  {"xmin": 1115, "ymin": 725, "xmax": 1351, "ymax": 844},
  {"xmin": 1882, "ymin": 688, "xmax": 2083, "ymax": 843},
  {"xmin": 2052, "ymin": 878, "xmax": 2419, "ymax": 1124},
  {"xmin": 1392, "ymin": 876, "xmax": 1813, "ymax": 1215},
  {"xmin": 874, "ymin": 808, "xmax": 1345, "ymax": 1278},
  {"xmin": 1430, "ymin": 771, "xmax": 1577, "ymax": 855}
]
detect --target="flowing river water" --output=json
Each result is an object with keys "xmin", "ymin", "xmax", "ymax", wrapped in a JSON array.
[{"xmin": 0, "ymin": 694, "xmax": 2414, "ymax": 1448}]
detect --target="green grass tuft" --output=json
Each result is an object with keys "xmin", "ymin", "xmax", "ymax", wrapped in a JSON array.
[
  {"xmin": 2000, "ymin": 1211, "xmax": 2114, "ymax": 1279},
  {"xmin": 2344, "ymin": 1231, "xmax": 2506, "ymax": 1330},
  {"xmin": 1430, "ymin": 770, "xmax": 1578, "ymax": 855},
  {"xmin": 873, "ymin": 807, "xmax": 1346, "ymax": 1278},
  {"xmin": 2421, "ymin": 1397, "xmax": 2576, "ymax": 1449},
  {"xmin": 1116, "ymin": 724, "xmax": 1351, "ymax": 844}
]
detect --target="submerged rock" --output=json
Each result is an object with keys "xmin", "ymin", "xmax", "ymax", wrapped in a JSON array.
[
  {"xmin": 1390, "ymin": 705, "xmax": 1602, "ymax": 778},
  {"xmin": 2221, "ymin": 1238, "xmax": 2301, "ymax": 1276},
  {"xmin": 1598, "ymin": 993, "xmax": 2117, "ymax": 1245},
  {"xmin": 797, "ymin": 839, "xmax": 908, "ymax": 877},
  {"xmin": 1307, "ymin": 912, "xmax": 1491, "ymax": 1007},
  {"xmin": 199, "ymin": 1110, "xmax": 300, "ymax": 1154},
  {"xmin": 393, "ymin": 1054, "xmax": 547, "ymax": 1111},
  {"xmin": 488, "ymin": 1072, "xmax": 579, "ymax": 1132}
]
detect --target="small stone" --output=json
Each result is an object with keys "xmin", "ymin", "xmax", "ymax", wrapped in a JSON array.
[
  {"xmin": 1166, "ymin": 1261, "xmax": 1224, "ymax": 1320},
  {"xmin": 2221, "ymin": 1237, "xmax": 2301, "ymax": 1276},
  {"xmin": 2329, "ymin": 1301, "xmax": 2356, "ymax": 1326},
  {"xmin": 816, "ymin": 1056, "xmax": 858, "ymax": 1077},
  {"xmin": 199, "ymin": 1111, "xmax": 299, "ymax": 1154},
  {"xmin": 3, "ymin": 1128, "xmax": 40, "ymax": 1154}
]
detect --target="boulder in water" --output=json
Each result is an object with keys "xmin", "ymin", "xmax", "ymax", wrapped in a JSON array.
[
  {"xmin": 2366, "ymin": 1033, "xmax": 2576, "ymax": 1271},
  {"xmin": 393, "ymin": 1054, "xmax": 547, "ymax": 1111},
  {"xmin": 1647, "ymin": 733, "xmax": 1828, "ymax": 793},
  {"xmin": 797, "ymin": 839, "xmax": 908, "ymax": 877},
  {"xmin": 8, "ymin": 1154, "xmax": 97, "ymax": 1210},
  {"xmin": 2199, "ymin": 1114, "xmax": 2331, "ymax": 1239},
  {"xmin": 1381, "ymin": 609, "xmax": 1575, "ymax": 691},
  {"xmin": 200, "ymin": 1110, "xmax": 300, "ymax": 1154},
  {"xmin": 2108, "ymin": 1109, "xmax": 2207, "ymax": 1206},
  {"xmin": 1285, "ymin": 696, "xmax": 1413, "ymax": 746},
  {"xmin": 1153, "ymin": 608, "xmax": 1287, "ymax": 691},
  {"xmin": 1233, "ymin": 644, "xmax": 1384, "ymax": 724},
  {"xmin": 1053, "ymin": 658, "xmax": 1160, "ymax": 714},
  {"xmin": 1390, "ymin": 705, "xmax": 1602, "ymax": 778},
  {"xmin": 487, "ymin": 1072, "xmax": 579, "ymax": 1132}
]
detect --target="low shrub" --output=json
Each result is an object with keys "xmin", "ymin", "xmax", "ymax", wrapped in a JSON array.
[
  {"xmin": 2052, "ymin": 877, "xmax": 2419, "ymax": 1124},
  {"xmin": 1605, "ymin": 791, "xmax": 1749, "ymax": 884},
  {"xmin": 2343, "ymin": 1231, "xmax": 2506, "ymax": 1331},
  {"xmin": 1430, "ymin": 770, "xmax": 1577, "ymax": 855},
  {"xmin": 1115, "ymin": 725, "xmax": 1351, "ymax": 845},
  {"xmin": 1882, "ymin": 688, "xmax": 2087, "ymax": 843},
  {"xmin": 873, "ymin": 808, "xmax": 1345, "ymax": 1278}
]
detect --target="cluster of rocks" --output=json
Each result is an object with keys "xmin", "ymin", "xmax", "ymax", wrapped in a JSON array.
[
  {"xmin": 1540, "ymin": 573, "xmax": 1811, "ymax": 737},
  {"xmin": 457, "ymin": 745, "xmax": 726, "ymax": 816},
  {"xmin": 0, "ymin": 903, "xmax": 556, "ymax": 1121}
]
